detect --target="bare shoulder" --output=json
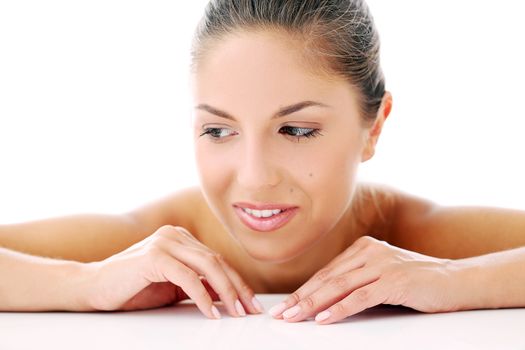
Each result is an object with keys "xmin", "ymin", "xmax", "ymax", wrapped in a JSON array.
[
  {"xmin": 353, "ymin": 182, "xmax": 438, "ymax": 244},
  {"xmin": 125, "ymin": 185, "xmax": 207, "ymax": 238},
  {"xmin": 351, "ymin": 181, "xmax": 408, "ymax": 242}
]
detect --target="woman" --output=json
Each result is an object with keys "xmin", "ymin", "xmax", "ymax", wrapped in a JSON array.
[{"xmin": 1, "ymin": 0, "xmax": 525, "ymax": 325}]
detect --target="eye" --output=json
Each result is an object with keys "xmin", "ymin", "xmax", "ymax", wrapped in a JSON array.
[
  {"xmin": 199, "ymin": 126, "xmax": 323, "ymax": 142},
  {"xmin": 279, "ymin": 126, "xmax": 323, "ymax": 142},
  {"xmin": 199, "ymin": 127, "xmax": 236, "ymax": 141}
]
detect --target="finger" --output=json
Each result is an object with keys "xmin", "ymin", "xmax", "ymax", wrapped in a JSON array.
[
  {"xmin": 161, "ymin": 226, "xmax": 261, "ymax": 315},
  {"xmin": 269, "ymin": 250, "xmax": 366, "ymax": 319},
  {"xmin": 200, "ymin": 277, "xmax": 220, "ymax": 301},
  {"xmin": 217, "ymin": 258, "xmax": 264, "ymax": 314},
  {"xmin": 315, "ymin": 279, "xmax": 386, "ymax": 325},
  {"xmin": 177, "ymin": 278, "xmax": 221, "ymax": 302},
  {"xmin": 281, "ymin": 267, "xmax": 379, "ymax": 323},
  {"xmin": 161, "ymin": 242, "xmax": 247, "ymax": 318},
  {"xmin": 153, "ymin": 253, "xmax": 221, "ymax": 320}
]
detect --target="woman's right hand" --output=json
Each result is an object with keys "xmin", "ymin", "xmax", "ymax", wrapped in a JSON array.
[{"xmin": 83, "ymin": 225, "xmax": 263, "ymax": 319}]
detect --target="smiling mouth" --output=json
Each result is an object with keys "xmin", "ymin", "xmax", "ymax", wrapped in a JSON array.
[{"xmin": 233, "ymin": 206, "xmax": 299, "ymax": 232}]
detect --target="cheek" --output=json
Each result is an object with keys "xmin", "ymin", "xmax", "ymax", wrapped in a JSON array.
[
  {"xmin": 194, "ymin": 143, "xmax": 240, "ymax": 233},
  {"xmin": 306, "ymin": 136, "xmax": 362, "ymax": 225},
  {"xmin": 194, "ymin": 143, "xmax": 233, "ymax": 213},
  {"xmin": 195, "ymin": 143, "xmax": 232, "ymax": 188}
]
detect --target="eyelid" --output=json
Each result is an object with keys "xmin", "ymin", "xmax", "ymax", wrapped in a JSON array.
[{"xmin": 199, "ymin": 124, "xmax": 323, "ymax": 141}]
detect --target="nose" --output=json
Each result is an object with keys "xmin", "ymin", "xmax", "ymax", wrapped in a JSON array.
[{"xmin": 236, "ymin": 136, "xmax": 281, "ymax": 191}]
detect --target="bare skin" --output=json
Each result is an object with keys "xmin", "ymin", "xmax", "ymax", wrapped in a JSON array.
[
  {"xmin": 2, "ymin": 29, "xmax": 525, "ymax": 323},
  {"xmin": 189, "ymin": 182, "xmax": 393, "ymax": 294}
]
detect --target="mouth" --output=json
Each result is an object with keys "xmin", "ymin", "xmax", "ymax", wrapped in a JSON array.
[{"xmin": 232, "ymin": 204, "xmax": 299, "ymax": 232}]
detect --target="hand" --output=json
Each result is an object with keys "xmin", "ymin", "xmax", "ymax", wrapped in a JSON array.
[
  {"xmin": 268, "ymin": 236, "xmax": 460, "ymax": 325},
  {"xmin": 84, "ymin": 225, "xmax": 264, "ymax": 319}
]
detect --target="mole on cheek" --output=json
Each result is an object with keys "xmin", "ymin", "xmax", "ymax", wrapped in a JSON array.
[
  {"xmin": 309, "ymin": 173, "xmax": 313, "ymax": 177},
  {"xmin": 290, "ymin": 188, "xmax": 294, "ymax": 193}
]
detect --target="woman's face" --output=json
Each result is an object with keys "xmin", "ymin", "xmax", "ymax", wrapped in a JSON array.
[{"xmin": 191, "ymin": 30, "xmax": 385, "ymax": 264}]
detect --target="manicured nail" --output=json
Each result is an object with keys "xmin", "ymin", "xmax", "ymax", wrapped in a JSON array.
[
  {"xmin": 235, "ymin": 299, "xmax": 246, "ymax": 316},
  {"xmin": 252, "ymin": 296, "xmax": 264, "ymax": 313},
  {"xmin": 268, "ymin": 302, "xmax": 287, "ymax": 317},
  {"xmin": 283, "ymin": 305, "xmax": 301, "ymax": 318},
  {"xmin": 315, "ymin": 310, "xmax": 331, "ymax": 322},
  {"xmin": 211, "ymin": 305, "xmax": 221, "ymax": 319}
]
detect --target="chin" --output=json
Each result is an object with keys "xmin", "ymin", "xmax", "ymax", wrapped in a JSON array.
[{"xmin": 240, "ymin": 241, "xmax": 306, "ymax": 264}]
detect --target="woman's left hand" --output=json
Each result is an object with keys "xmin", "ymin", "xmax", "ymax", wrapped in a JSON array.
[{"xmin": 269, "ymin": 235, "xmax": 463, "ymax": 325}]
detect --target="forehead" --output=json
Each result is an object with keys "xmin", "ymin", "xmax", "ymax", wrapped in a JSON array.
[{"xmin": 191, "ymin": 30, "xmax": 360, "ymax": 115}]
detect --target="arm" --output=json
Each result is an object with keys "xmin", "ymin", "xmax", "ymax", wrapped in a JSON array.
[
  {"xmin": 269, "ymin": 186, "xmax": 525, "ymax": 323},
  {"xmin": 0, "ymin": 186, "xmax": 201, "ymax": 262},
  {"xmin": 387, "ymin": 187, "xmax": 525, "ymax": 258},
  {"xmin": 0, "ymin": 246, "xmax": 94, "ymax": 311},
  {"xmin": 0, "ymin": 214, "xmax": 144, "ymax": 263},
  {"xmin": 386, "ymin": 187, "xmax": 525, "ymax": 310},
  {"xmin": 452, "ymin": 246, "xmax": 525, "ymax": 309}
]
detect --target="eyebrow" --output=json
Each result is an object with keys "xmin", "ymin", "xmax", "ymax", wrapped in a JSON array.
[{"xmin": 194, "ymin": 100, "xmax": 330, "ymax": 121}]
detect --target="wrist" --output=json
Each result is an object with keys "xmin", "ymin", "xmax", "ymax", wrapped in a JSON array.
[
  {"xmin": 445, "ymin": 258, "xmax": 492, "ymax": 311},
  {"xmin": 68, "ymin": 261, "xmax": 100, "ymax": 311},
  {"xmin": 47, "ymin": 259, "xmax": 99, "ymax": 312}
]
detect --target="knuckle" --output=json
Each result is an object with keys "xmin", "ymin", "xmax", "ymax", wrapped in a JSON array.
[
  {"xmin": 330, "ymin": 275, "xmax": 348, "ymax": 290},
  {"xmin": 239, "ymin": 283, "xmax": 254, "ymax": 295},
  {"xmin": 354, "ymin": 288, "xmax": 370, "ymax": 303},
  {"xmin": 332, "ymin": 302, "xmax": 346, "ymax": 315},
  {"xmin": 289, "ymin": 292, "xmax": 302, "ymax": 304},
  {"xmin": 358, "ymin": 236, "xmax": 383, "ymax": 251},
  {"xmin": 173, "ymin": 226, "xmax": 195, "ymax": 238},
  {"xmin": 154, "ymin": 226, "xmax": 179, "ymax": 241},
  {"xmin": 195, "ymin": 250, "xmax": 213, "ymax": 261},
  {"xmin": 302, "ymin": 295, "xmax": 315, "ymax": 309},
  {"xmin": 357, "ymin": 235, "xmax": 374, "ymax": 245},
  {"xmin": 181, "ymin": 268, "xmax": 199, "ymax": 281},
  {"xmin": 145, "ymin": 240, "xmax": 163, "ymax": 255},
  {"xmin": 156, "ymin": 224, "xmax": 175, "ymax": 235},
  {"xmin": 202, "ymin": 252, "xmax": 223, "ymax": 267},
  {"xmin": 219, "ymin": 284, "xmax": 237, "ymax": 299},
  {"xmin": 151, "ymin": 234, "xmax": 169, "ymax": 247},
  {"xmin": 156, "ymin": 225, "xmax": 195, "ymax": 240},
  {"xmin": 213, "ymin": 252, "xmax": 225, "ymax": 263},
  {"xmin": 313, "ymin": 268, "xmax": 331, "ymax": 282}
]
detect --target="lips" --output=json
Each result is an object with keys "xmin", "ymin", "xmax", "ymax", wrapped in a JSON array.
[
  {"xmin": 233, "ymin": 203, "xmax": 299, "ymax": 232},
  {"xmin": 233, "ymin": 202, "xmax": 297, "ymax": 211}
]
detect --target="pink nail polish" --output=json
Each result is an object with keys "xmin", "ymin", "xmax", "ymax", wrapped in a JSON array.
[
  {"xmin": 283, "ymin": 305, "xmax": 301, "ymax": 318},
  {"xmin": 268, "ymin": 302, "xmax": 287, "ymax": 317},
  {"xmin": 252, "ymin": 296, "xmax": 264, "ymax": 313},
  {"xmin": 235, "ymin": 299, "xmax": 246, "ymax": 316},
  {"xmin": 315, "ymin": 310, "xmax": 331, "ymax": 322},
  {"xmin": 211, "ymin": 305, "xmax": 222, "ymax": 319}
]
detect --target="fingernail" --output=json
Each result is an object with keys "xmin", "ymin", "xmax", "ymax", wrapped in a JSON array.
[
  {"xmin": 282, "ymin": 305, "xmax": 301, "ymax": 318},
  {"xmin": 235, "ymin": 299, "xmax": 246, "ymax": 316},
  {"xmin": 315, "ymin": 310, "xmax": 331, "ymax": 322},
  {"xmin": 268, "ymin": 302, "xmax": 287, "ymax": 317},
  {"xmin": 211, "ymin": 305, "xmax": 221, "ymax": 319},
  {"xmin": 252, "ymin": 296, "xmax": 264, "ymax": 313}
]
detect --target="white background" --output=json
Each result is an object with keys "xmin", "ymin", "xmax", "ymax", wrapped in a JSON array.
[{"xmin": 1, "ymin": 1, "xmax": 524, "ymax": 224}]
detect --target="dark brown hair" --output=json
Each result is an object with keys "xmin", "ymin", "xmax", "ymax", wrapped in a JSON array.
[{"xmin": 190, "ymin": 0, "xmax": 385, "ymax": 125}]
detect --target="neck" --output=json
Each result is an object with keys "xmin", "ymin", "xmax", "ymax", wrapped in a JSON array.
[{"xmin": 246, "ymin": 204, "xmax": 358, "ymax": 293}]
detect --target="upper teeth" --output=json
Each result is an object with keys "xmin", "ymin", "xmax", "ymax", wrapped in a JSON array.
[{"xmin": 242, "ymin": 207, "xmax": 283, "ymax": 218}]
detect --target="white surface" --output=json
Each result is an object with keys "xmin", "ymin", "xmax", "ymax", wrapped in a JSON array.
[{"xmin": 0, "ymin": 294, "xmax": 524, "ymax": 350}]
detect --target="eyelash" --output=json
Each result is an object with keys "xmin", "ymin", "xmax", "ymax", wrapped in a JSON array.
[{"xmin": 199, "ymin": 126, "xmax": 323, "ymax": 142}]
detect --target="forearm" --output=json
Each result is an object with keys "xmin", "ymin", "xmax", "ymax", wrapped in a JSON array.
[
  {"xmin": 0, "ymin": 246, "xmax": 95, "ymax": 311},
  {"xmin": 452, "ymin": 246, "xmax": 525, "ymax": 310},
  {"xmin": 0, "ymin": 214, "xmax": 147, "ymax": 262}
]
